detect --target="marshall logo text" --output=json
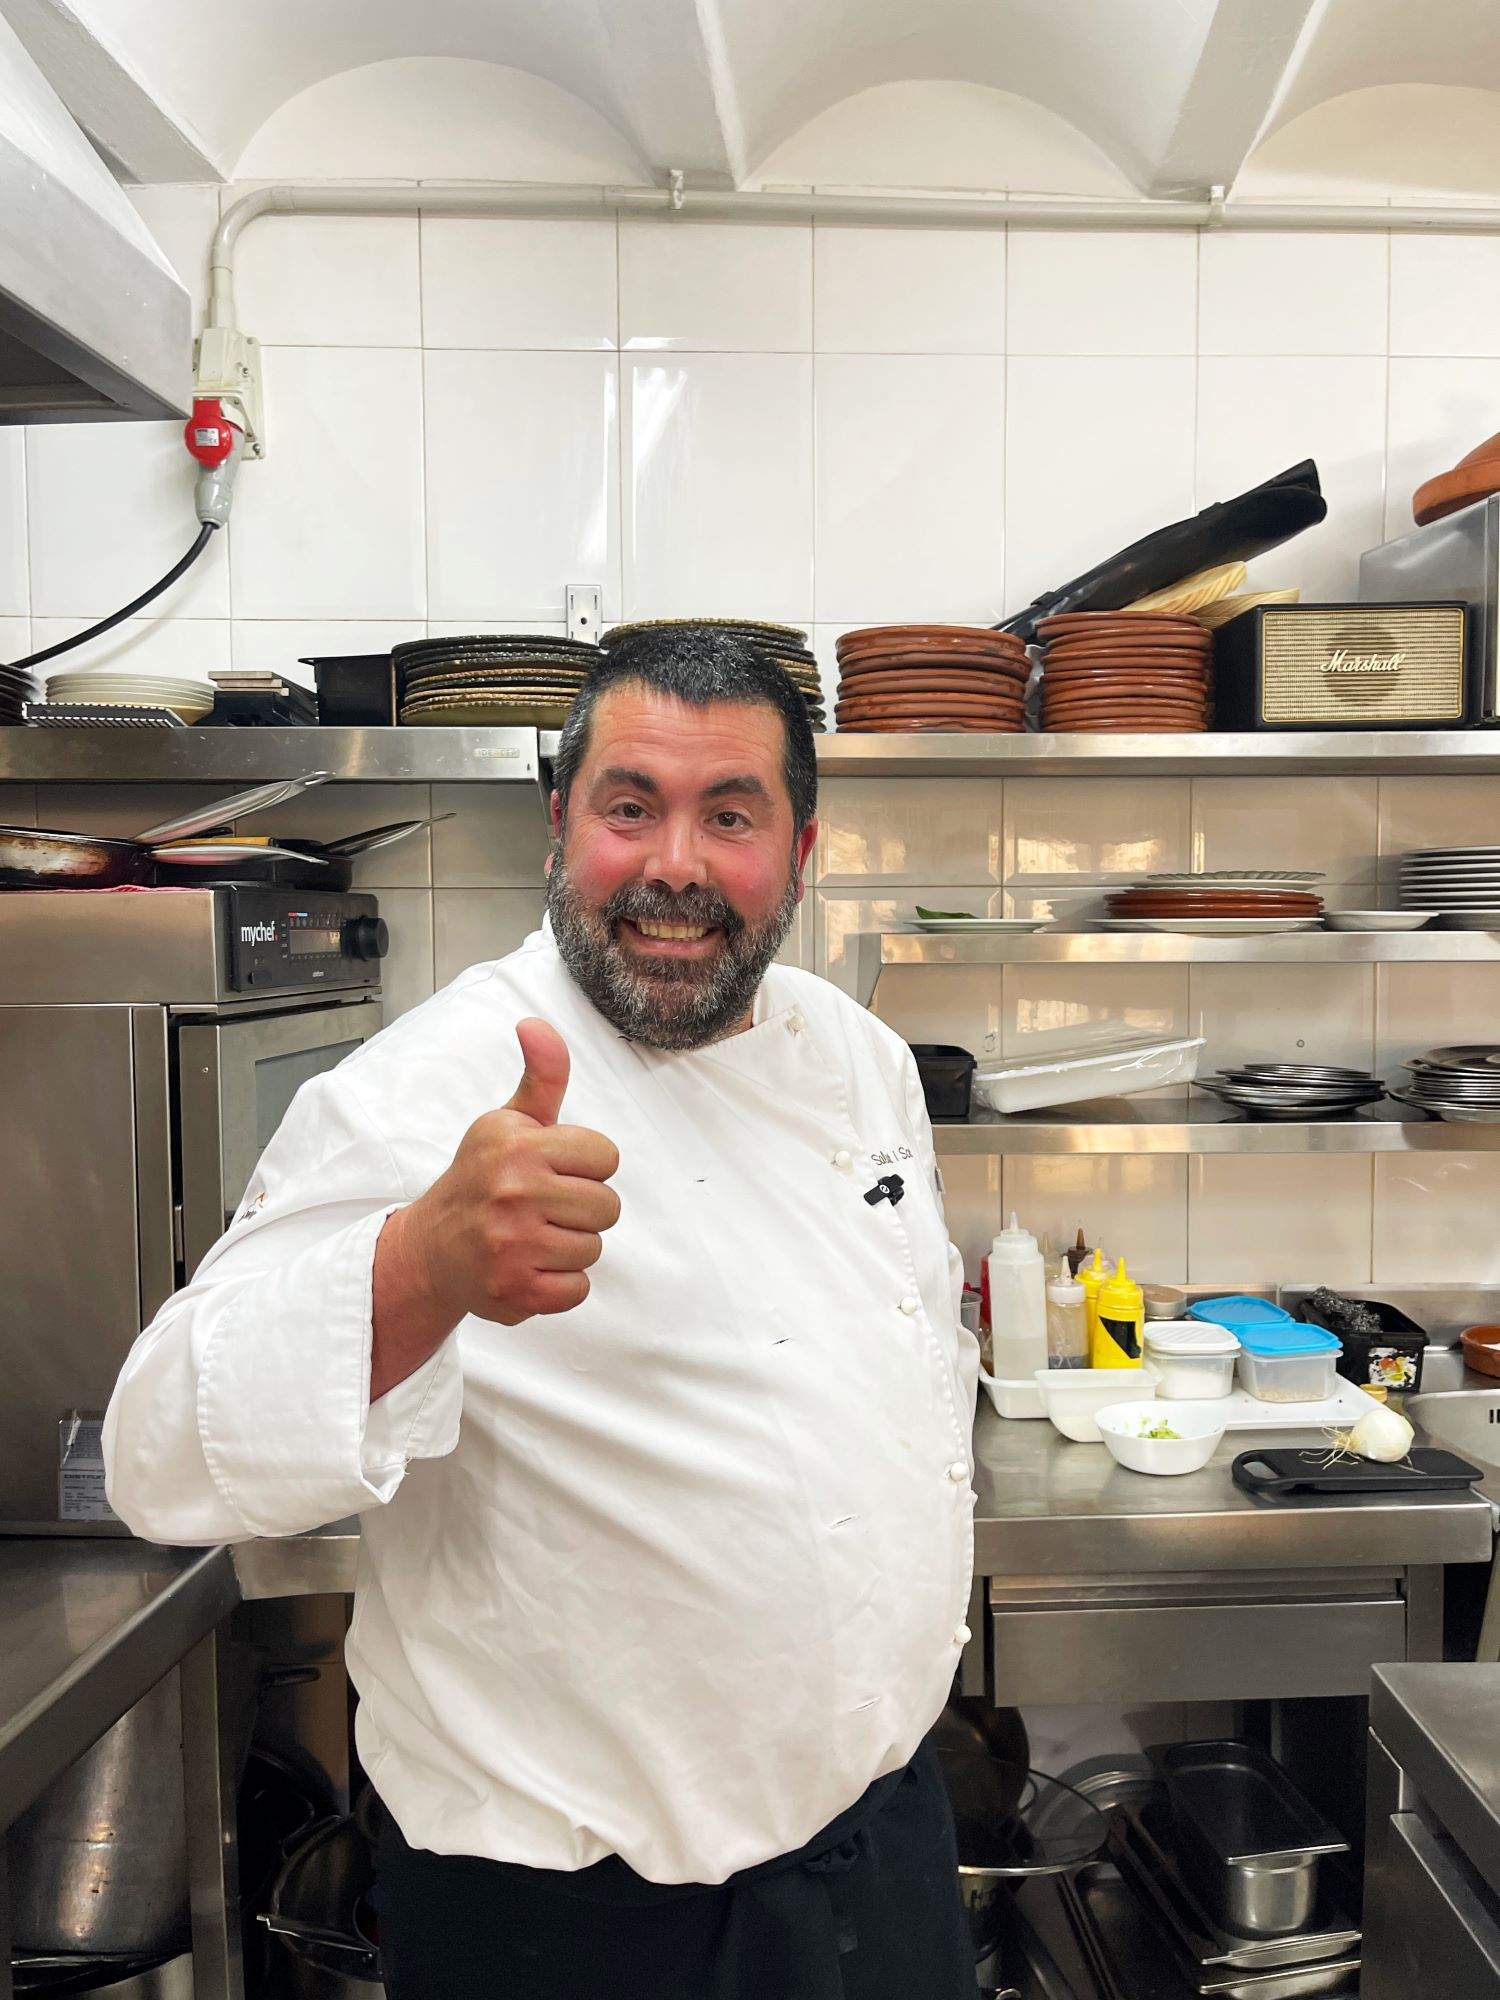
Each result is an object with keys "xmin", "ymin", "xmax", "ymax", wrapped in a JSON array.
[{"xmin": 1320, "ymin": 649, "xmax": 1403, "ymax": 676}]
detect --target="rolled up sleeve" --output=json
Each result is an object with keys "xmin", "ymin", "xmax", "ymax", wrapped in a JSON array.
[{"xmin": 104, "ymin": 1067, "xmax": 464, "ymax": 1545}]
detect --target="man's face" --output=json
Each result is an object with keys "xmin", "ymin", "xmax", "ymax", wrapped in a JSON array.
[{"xmin": 545, "ymin": 684, "xmax": 818, "ymax": 1050}]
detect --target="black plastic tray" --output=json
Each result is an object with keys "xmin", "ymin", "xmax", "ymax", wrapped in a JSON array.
[{"xmin": 1231, "ymin": 1446, "xmax": 1482, "ymax": 1498}]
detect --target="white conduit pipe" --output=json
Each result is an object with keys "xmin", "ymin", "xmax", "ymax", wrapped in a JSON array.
[{"xmin": 209, "ymin": 177, "xmax": 1500, "ymax": 327}]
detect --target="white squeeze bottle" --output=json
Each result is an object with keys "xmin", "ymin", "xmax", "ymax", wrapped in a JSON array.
[
  {"xmin": 986, "ymin": 1212, "xmax": 1048, "ymax": 1386},
  {"xmin": 1046, "ymin": 1255, "xmax": 1089, "ymax": 1370}
]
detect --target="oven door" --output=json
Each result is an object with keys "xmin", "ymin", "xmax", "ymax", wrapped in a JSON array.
[{"xmin": 175, "ymin": 998, "xmax": 384, "ymax": 1278}]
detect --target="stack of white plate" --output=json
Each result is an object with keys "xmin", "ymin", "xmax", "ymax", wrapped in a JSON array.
[
  {"xmin": 1398, "ymin": 845, "xmax": 1500, "ymax": 929},
  {"xmin": 42, "ymin": 669, "xmax": 214, "ymax": 723}
]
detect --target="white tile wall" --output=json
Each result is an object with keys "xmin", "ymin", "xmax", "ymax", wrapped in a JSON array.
[
  {"xmin": 230, "ymin": 348, "xmax": 426, "ymax": 618},
  {"xmin": 17, "ymin": 200, "xmax": 1500, "ymax": 1284},
  {"xmin": 814, "ymin": 354, "xmax": 1004, "ymax": 623},
  {"xmin": 1006, "ymin": 231, "xmax": 1195, "ymax": 357},
  {"xmin": 425, "ymin": 350, "xmax": 620, "ymax": 621},
  {"xmin": 1003, "ymin": 356, "xmax": 1197, "ymax": 612},
  {"xmin": 624, "ymin": 353, "xmax": 813, "ymax": 618},
  {"xmin": 420, "ymin": 219, "xmax": 617, "ymax": 350},
  {"xmin": 620, "ymin": 221, "xmax": 811, "ymax": 352},
  {"xmin": 813, "ymin": 225, "xmax": 1004, "ymax": 354}
]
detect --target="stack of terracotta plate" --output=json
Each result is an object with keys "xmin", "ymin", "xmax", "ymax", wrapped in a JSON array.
[
  {"xmin": 834, "ymin": 625, "xmax": 1029, "ymax": 733},
  {"xmin": 601, "ymin": 618, "xmax": 824, "ymax": 731},
  {"xmin": 1099, "ymin": 872, "xmax": 1326, "ymax": 936},
  {"xmin": 1036, "ymin": 613, "xmax": 1212, "ymax": 733},
  {"xmin": 393, "ymin": 634, "xmax": 603, "ymax": 727}
]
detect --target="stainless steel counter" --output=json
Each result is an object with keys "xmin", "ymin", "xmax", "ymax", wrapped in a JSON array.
[
  {"xmin": 0, "ymin": 1537, "xmax": 236, "ymax": 1828},
  {"xmin": 1370, "ymin": 1662, "xmax": 1500, "ymax": 1897},
  {"xmin": 971, "ymin": 1401, "xmax": 1494, "ymax": 1579}
]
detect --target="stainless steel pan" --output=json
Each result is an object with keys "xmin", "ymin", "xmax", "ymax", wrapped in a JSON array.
[{"xmin": 0, "ymin": 776, "xmax": 331, "ymax": 889}]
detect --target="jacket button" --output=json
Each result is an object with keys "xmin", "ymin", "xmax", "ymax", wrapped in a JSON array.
[
  {"xmin": 946, "ymin": 1461, "xmax": 969, "ymax": 1483},
  {"xmin": 954, "ymin": 1624, "xmax": 973, "ymax": 1646},
  {"xmin": 899, "ymin": 1295, "xmax": 919, "ymax": 1316},
  {"xmin": 832, "ymin": 1149, "xmax": 853, "ymax": 1170}
]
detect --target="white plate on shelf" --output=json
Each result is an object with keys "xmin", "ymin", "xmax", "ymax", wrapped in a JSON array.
[
  {"xmin": 1322, "ymin": 911, "xmax": 1434, "ymax": 932},
  {"xmin": 912, "ymin": 917, "xmax": 1053, "ymax": 934},
  {"xmin": 1096, "ymin": 917, "xmax": 1323, "ymax": 935}
]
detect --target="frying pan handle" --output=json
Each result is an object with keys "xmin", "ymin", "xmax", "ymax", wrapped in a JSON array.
[
  {"xmin": 1231, "ymin": 1452, "xmax": 1298, "ymax": 1496},
  {"xmin": 134, "ymin": 772, "xmax": 332, "ymax": 845}
]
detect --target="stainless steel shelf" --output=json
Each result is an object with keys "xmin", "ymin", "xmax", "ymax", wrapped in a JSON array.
[
  {"xmin": 932, "ymin": 1097, "xmax": 1500, "ymax": 1155},
  {"xmin": 0, "ymin": 726, "xmax": 541, "ymax": 783},
  {"xmin": 858, "ymin": 928, "xmax": 1500, "ymax": 1002},
  {"xmin": 7, "ymin": 724, "xmax": 1500, "ymax": 784},
  {"xmin": 815, "ymin": 728, "xmax": 1500, "ymax": 777}
]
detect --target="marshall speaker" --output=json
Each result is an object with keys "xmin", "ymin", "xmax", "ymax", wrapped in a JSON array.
[{"xmin": 1213, "ymin": 601, "xmax": 1470, "ymax": 730}]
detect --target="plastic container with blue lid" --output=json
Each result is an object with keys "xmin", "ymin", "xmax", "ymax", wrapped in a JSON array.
[
  {"xmin": 1186, "ymin": 1295, "xmax": 1295, "ymax": 1335},
  {"xmin": 1197, "ymin": 1307, "xmax": 1344, "ymax": 1403}
]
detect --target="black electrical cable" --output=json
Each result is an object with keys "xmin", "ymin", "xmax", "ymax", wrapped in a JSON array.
[{"xmin": 11, "ymin": 522, "xmax": 220, "ymax": 673}]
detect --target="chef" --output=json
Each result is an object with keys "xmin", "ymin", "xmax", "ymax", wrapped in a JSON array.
[{"xmin": 104, "ymin": 628, "xmax": 980, "ymax": 2000}]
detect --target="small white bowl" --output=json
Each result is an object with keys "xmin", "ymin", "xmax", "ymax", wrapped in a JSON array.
[
  {"xmin": 1094, "ymin": 1399, "xmax": 1225, "ymax": 1476},
  {"xmin": 1323, "ymin": 910, "xmax": 1433, "ymax": 932},
  {"xmin": 1033, "ymin": 1367, "xmax": 1157, "ymax": 1443}
]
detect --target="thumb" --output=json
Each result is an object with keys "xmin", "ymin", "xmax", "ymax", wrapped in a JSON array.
[{"xmin": 505, "ymin": 1017, "xmax": 570, "ymax": 1127}]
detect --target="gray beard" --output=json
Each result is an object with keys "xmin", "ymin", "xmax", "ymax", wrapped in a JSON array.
[{"xmin": 546, "ymin": 848, "xmax": 800, "ymax": 1052}]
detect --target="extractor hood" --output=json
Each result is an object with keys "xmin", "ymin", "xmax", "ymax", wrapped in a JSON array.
[{"xmin": 0, "ymin": 8, "xmax": 189, "ymax": 422}]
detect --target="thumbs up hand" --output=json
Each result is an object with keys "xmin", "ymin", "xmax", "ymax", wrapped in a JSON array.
[{"xmin": 386, "ymin": 1018, "xmax": 621, "ymax": 1334}]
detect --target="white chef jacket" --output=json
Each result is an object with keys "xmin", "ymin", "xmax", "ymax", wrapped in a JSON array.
[{"xmin": 104, "ymin": 924, "xmax": 978, "ymax": 1886}]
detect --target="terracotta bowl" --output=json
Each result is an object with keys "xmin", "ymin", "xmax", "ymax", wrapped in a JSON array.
[
  {"xmin": 1045, "ymin": 717, "xmax": 1209, "ymax": 734},
  {"xmin": 1042, "ymin": 639, "xmax": 1212, "ymax": 663},
  {"xmin": 838, "ymin": 653, "xmax": 1030, "ymax": 683},
  {"xmin": 835, "ymin": 715, "xmax": 1027, "ymax": 733},
  {"xmin": 1461, "ymin": 1325, "xmax": 1500, "ymax": 1379}
]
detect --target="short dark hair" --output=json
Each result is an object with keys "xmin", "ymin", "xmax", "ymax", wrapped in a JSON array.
[{"xmin": 551, "ymin": 628, "xmax": 818, "ymax": 831}]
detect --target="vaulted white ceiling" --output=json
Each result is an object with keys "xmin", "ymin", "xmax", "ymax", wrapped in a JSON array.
[{"xmin": 6, "ymin": 0, "xmax": 1500, "ymax": 199}]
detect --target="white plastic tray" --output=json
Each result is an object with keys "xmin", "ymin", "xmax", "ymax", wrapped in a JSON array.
[
  {"xmin": 973, "ymin": 1034, "xmax": 1206, "ymax": 1114},
  {"xmin": 1154, "ymin": 1378, "xmax": 1381, "ymax": 1431}
]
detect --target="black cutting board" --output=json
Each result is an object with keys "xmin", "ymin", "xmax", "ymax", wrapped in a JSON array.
[{"xmin": 1232, "ymin": 1446, "xmax": 1483, "ymax": 1497}]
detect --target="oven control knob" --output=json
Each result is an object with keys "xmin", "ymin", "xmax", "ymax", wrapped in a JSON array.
[{"xmin": 344, "ymin": 915, "xmax": 389, "ymax": 962}]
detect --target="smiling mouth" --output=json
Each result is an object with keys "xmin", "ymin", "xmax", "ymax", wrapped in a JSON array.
[{"xmin": 618, "ymin": 916, "xmax": 724, "ymax": 952}]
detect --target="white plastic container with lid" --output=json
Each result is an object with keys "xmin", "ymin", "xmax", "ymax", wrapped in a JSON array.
[
  {"xmin": 1144, "ymin": 1323, "xmax": 1240, "ymax": 1400},
  {"xmin": 986, "ymin": 1212, "xmax": 1048, "ymax": 1414},
  {"xmin": 1235, "ymin": 1323, "xmax": 1342, "ymax": 1404}
]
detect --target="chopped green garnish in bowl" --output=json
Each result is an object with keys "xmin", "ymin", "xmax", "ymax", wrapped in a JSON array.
[
  {"xmin": 915, "ymin": 906, "xmax": 973, "ymax": 920},
  {"xmin": 1139, "ymin": 1419, "xmax": 1181, "ymax": 1440}
]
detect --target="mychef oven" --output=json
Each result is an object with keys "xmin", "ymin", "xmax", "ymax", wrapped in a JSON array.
[{"xmin": 0, "ymin": 886, "xmax": 388, "ymax": 1528}]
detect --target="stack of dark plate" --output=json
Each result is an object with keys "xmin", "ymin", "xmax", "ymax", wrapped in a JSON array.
[
  {"xmin": 393, "ymin": 634, "xmax": 604, "ymax": 727},
  {"xmin": 1036, "ymin": 612, "xmax": 1213, "ymax": 732},
  {"xmin": 1197, "ymin": 1063, "xmax": 1385, "ymax": 1120},
  {"xmin": 1390, "ymin": 1044, "xmax": 1500, "ymax": 1123},
  {"xmin": 0, "ymin": 661, "xmax": 37, "ymax": 725},
  {"xmin": 834, "ymin": 625, "xmax": 1029, "ymax": 733},
  {"xmin": 601, "ymin": 619, "xmax": 824, "ymax": 730},
  {"xmin": 1099, "ymin": 874, "xmax": 1325, "ymax": 935}
]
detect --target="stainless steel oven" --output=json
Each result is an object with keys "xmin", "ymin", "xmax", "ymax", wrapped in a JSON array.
[{"xmin": 0, "ymin": 886, "xmax": 388, "ymax": 1527}]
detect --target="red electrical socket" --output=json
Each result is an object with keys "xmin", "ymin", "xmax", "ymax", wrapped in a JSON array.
[{"xmin": 183, "ymin": 395, "xmax": 238, "ymax": 471}]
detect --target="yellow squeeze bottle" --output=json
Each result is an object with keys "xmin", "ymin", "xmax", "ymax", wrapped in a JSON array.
[
  {"xmin": 1080, "ymin": 1248, "xmax": 1107, "ymax": 1356},
  {"xmin": 1093, "ymin": 1257, "xmax": 1145, "ymax": 1370}
]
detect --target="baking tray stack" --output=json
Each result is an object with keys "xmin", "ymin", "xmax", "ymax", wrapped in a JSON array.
[
  {"xmin": 393, "ymin": 634, "xmax": 604, "ymax": 727},
  {"xmin": 601, "ymin": 618, "xmax": 824, "ymax": 730},
  {"xmin": 833, "ymin": 624, "xmax": 1030, "ymax": 732},
  {"xmin": 1390, "ymin": 1042, "xmax": 1500, "ymax": 1123},
  {"xmin": 1036, "ymin": 612, "xmax": 1213, "ymax": 733},
  {"xmin": 1197, "ymin": 1063, "xmax": 1385, "ymax": 1121}
]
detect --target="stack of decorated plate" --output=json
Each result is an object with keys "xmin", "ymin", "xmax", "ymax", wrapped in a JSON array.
[
  {"xmin": 40, "ymin": 667, "xmax": 213, "ymax": 723},
  {"xmin": 1036, "ymin": 612, "xmax": 1212, "ymax": 732},
  {"xmin": 0, "ymin": 661, "xmax": 37, "ymax": 724},
  {"xmin": 1397, "ymin": 845, "xmax": 1500, "ymax": 929},
  {"xmin": 1099, "ymin": 870, "xmax": 1325, "ymax": 935},
  {"xmin": 601, "ymin": 619, "xmax": 824, "ymax": 730},
  {"xmin": 834, "ymin": 625, "xmax": 1029, "ymax": 733},
  {"xmin": 1390, "ymin": 1045, "xmax": 1500, "ymax": 1123},
  {"xmin": 394, "ymin": 634, "xmax": 603, "ymax": 727},
  {"xmin": 1198, "ymin": 1062, "xmax": 1385, "ymax": 1120}
]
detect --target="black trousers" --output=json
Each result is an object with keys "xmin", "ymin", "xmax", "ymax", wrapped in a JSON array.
[{"xmin": 372, "ymin": 1740, "xmax": 977, "ymax": 2000}]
